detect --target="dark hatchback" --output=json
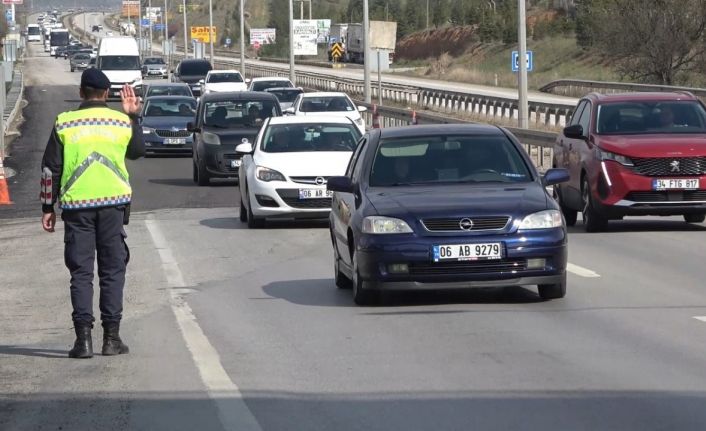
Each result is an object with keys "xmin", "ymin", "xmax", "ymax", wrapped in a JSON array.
[
  {"xmin": 190, "ymin": 91, "xmax": 282, "ymax": 185},
  {"xmin": 327, "ymin": 125, "xmax": 571, "ymax": 305},
  {"xmin": 140, "ymin": 96, "xmax": 197, "ymax": 155},
  {"xmin": 172, "ymin": 59, "xmax": 213, "ymax": 97}
]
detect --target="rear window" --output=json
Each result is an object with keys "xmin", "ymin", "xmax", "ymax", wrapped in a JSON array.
[
  {"xmin": 596, "ymin": 101, "xmax": 706, "ymax": 134},
  {"xmin": 369, "ymin": 135, "xmax": 533, "ymax": 186},
  {"xmin": 300, "ymin": 96, "xmax": 354, "ymax": 112},
  {"xmin": 267, "ymin": 88, "xmax": 303, "ymax": 103},
  {"xmin": 251, "ymin": 80, "xmax": 293, "ymax": 92},
  {"xmin": 207, "ymin": 73, "xmax": 244, "ymax": 83},
  {"xmin": 146, "ymin": 85, "xmax": 192, "ymax": 97},
  {"xmin": 179, "ymin": 61, "xmax": 212, "ymax": 76},
  {"xmin": 204, "ymin": 100, "xmax": 279, "ymax": 128},
  {"xmin": 143, "ymin": 57, "xmax": 165, "ymax": 65}
]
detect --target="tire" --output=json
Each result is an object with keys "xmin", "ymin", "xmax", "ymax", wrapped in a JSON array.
[
  {"xmin": 554, "ymin": 185, "xmax": 577, "ymax": 227},
  {"xmin": 246, "ymin": 194, "xmax": 265, "ymax": 229},
  {"xmin": 239, "ymin": 198, "xmax": 247, "ymax": 222},
  {"xmin": 332, "ymin": 232, "xmax": 352, "ymax": 289},
  {"xmin": 195, "ymin": 157, "xmax": 210, "ymax": 186},
  {"xmin": 192, "ymin": 160, "xmax": 198, "ymax": 183},
  {"xmin": 538, "ymin": 274, "xmax": 567, "ymax": 300},
  {"xmin": 581, "ymin": 176, "xmax": 608, "ymax": 232},
  {"xmin": 351, "ymin": 250, "xmax": 379, "ymax": 305},
  {"xmin": 684, "ymin": 213, "xmax": 706, "ymax": 223}
]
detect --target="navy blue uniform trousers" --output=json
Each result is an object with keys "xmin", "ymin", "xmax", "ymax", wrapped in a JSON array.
[{"xmin": 62, "ymin": 206, "xmax": 129, "ymax": 325}]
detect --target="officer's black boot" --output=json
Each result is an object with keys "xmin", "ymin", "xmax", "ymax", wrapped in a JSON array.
[
  {"xmin": 101, "ymin": 322, "xmax": 129, "ymax": 356},
  {"xmin": 68, "ymin": 323, "xmax": 94, "ymax": 359}
]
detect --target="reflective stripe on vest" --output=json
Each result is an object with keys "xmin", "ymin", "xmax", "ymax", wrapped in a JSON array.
[{"xmin": 57, "ymin": 107, "xmax": 133, "ymax": 210}]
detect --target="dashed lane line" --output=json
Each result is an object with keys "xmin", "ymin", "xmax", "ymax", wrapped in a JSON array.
[
  {"xmin": 567, "ymin": 263, "xmax": 601, "ymax": 278},
  {"xmin": 145, "ymin": 216, "xmax": 262, "ymax": 431}
]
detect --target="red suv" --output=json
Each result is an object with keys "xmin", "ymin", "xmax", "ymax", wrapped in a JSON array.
[{"xmin": 554, "ymin": 92, "xmax": 706, "ymax": 232}]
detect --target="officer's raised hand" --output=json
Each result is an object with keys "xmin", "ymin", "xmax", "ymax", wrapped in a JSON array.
[{"xmin": 120, "ymin": 84, "xmax": 141, "ymax": 115}]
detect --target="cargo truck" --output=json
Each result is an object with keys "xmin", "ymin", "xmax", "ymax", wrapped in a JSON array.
[{"xmin": 344, "ymin": 21, "xmax": 397, "ymax": 65}]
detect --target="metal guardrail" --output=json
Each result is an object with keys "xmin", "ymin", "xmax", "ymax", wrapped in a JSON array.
[{"xmin": 540, "ymin": 79, "xmax": 706, "ymax": 101}]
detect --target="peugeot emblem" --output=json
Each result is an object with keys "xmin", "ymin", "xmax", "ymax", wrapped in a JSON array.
[
  {"xmin": 670, "ymin": 160, "xmax": 680, "ymax": 172},
  {"xmin": 315, "ymin": 176, "xmax": 327, "ymax": 186},
  {"xmin": 459, "ymin": 218, "xmax": 474, "ymax": 231}
]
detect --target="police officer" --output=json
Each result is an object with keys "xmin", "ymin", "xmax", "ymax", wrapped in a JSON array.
[{"xmin": 40, "ymin": 68, "xmax": 145, "ymax": 359}]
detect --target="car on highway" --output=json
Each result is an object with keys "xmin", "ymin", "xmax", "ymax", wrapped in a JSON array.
[
  {"xmin": 141, "ymin": 57, "xmax": 168, "ymax": 79},
  {"xmin": 237, "ymin": 116, "xmax": 363, "ymax": 228},
  {"xmin": 247, "ymin": 77, "xmax": 294, "ymax": 92},
  {"xmin": 264, "ymin": 87, "xmax": 304, "ymax": 111},
  {"xmin": 199, "ymin": 70, "xmax": 247, "ymax": 95},
  {"xmin": 172, "ymin": 59, "xmax": 213, "ymax": 97},
  {"xmin": 326, "ymin": 124, "xmax": 570, "ymax": 305},
  {"xmin": 140, "ymin": 96, "xmax": 197, "ymax": 155},
  {"xmin": 286, "ymin": 91, "xmax": 367, "ymax": 134},
  {"xmin": 69, "ymin": 53, "xmax": 91, "ymax": 72},
  {"xmin": 91, "ymin": 24, "xmax": 100, "ymax": 32},
  {"xmin": 554, "ymin": 92, "xmax": 706, "ymax": 232},
  {"xmin": 190, "ymin": 91, "xmax": 282, "ymax": 185},
  {"xmin": 142, "ymin": 82, "xmax": 194, "ymax": 98},
  {"xmin": 106, "ymin": 31, "xmax": 114, "ymax": 36}
]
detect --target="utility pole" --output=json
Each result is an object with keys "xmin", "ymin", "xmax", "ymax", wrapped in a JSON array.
[
  {"xmin": 517, "ymin": 0, "xmax": 528, "ymax": 128},
  {"xmin": 164, "ymin": 0, "xmax": 168, "ymax": 43},
  {"xmin": 363, "ymin": 0, "xmax": 370, "ymax": 103},
  {"xmin": 240, "ymin": 0, "xmax": 245, "ymax": 74},
  {"xmin": 138, "ymin": 1, "xmax": 143, "ymax": 56},
  {"xmin": 426, "ymin": 0, "xmax": 429, "ymax": 28},
  {"xmin": 182, "ymin": 0, "xmax": 188, "ymax": 57},
  {"xmin": 208, "ymin": 0, "xmax": 214, "ymax": 63},
  {"xmin": 148, "ymin": 0, "xmax": 154, "ymax": 55},
  {"xmin": 288, "ymin": 0, "xmax": 295, "ymax": 84}
]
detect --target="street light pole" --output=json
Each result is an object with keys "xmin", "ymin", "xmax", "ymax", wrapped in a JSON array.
[
  {"xmin": 208, "ymin": 0, "xmax": 214, "ymax": 63},
  {"xmin": 517, "ymin": 0, "xmax": 528, "ymax": 128},
  {"xmin": 426, "ymin": 0, "xmax": 429, "ymax": 28},
  {"xmin": 182, "ymin": 0, "xmax": 188, "ymax": 58},
  {"xmin": 240, "ymin": 0, "xmax": 245, "ymax": 74},
  {"xmin": 288, "ymin": 0, "xmax": 295, "ymax": 84},
  {"xmin": 163, "ymin": 0, "xmax": 168, "ymax": 43},
  {"xmin": 363, "ymin": 0, "xmax": 370, "ymax": 103},
  {"xmin": 148, "ymin": 0, "xmax": 153, "ymax": 55}
]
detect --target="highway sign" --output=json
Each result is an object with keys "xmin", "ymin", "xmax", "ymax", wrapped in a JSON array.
[
  {"xmin": 512, "ymin": 50, "xmax": 533, "ymax": 72},
  {"xmin": 330, "ymin": 42, "xmax": 343, "ymax": 61}
]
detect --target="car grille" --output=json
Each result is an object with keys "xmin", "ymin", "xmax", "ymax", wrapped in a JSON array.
[
  {"xmin": 421, "ymin": 216, "xmax": 510, "ymax": 232},
  {"xmin": 631, "ymin": 157, "xmax": 706, "ymax": 176},
  {"xmin": 290, "ymin": 176, "xmax": 330, "ymax": 185},
  {"xmin": 276, "ymin": 189, "xmax": 331, "ymax": 209},
  {"xmin": 408, "ymin": 258, "xmax": 528, "ymax": 276},
  {"xmin": 156, "ymin": 129, "xmax": 190, "ymax": 138},
  {"xmin": 626, "ymin": 191, "xmax": 706, "ymax": 202}
]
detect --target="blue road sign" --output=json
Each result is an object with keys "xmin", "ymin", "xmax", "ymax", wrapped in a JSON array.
[
  {"xmin": 154, "ymin": 24, "xmax": 165, "ymax": 31},
  {"xmin": 225, "ymin": 37, "xmax": 232, "ymax": 45},
  {"xmin": 141, "ymin": 19, "xmax": 150, "ymax": 27},
  {"xmin": 512, "ymin": 50, "xmax": 533, "ymax": 72}
]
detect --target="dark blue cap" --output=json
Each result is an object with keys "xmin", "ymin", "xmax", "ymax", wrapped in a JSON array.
[{"xmin": 80, "ymin": 68, "xmax": 111, "ymax": 90}]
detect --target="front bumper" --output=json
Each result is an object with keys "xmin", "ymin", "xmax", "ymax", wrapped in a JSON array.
[
  {"xmin": 144, "ymin": 69, "xmax": 168, "ymax": 78},
  {"xmin": 592, "ymin": 160, "xmax": 706, "ymax": 217},
  {"xmin": 201, "ymin": 144, "xmax": 241, "ymax": 178},
  {"xmin": 354, "ymin": 228, "xmax": 568, "ymax": 290},
  {"xmin": 248, "ymin": 180, "xmax": 332, "ymax": 219}
]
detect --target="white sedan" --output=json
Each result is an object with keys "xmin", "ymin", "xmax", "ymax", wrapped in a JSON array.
[
  {"xmin": 285, "ymin": 91, "xmax": 367, "ymax": 134},
  {"xmin": 200, "ymin": 69, "xmax": 248, "ymax": 95},
  {"xmin": 236, "ymin": 116, "xmax": 363, "ymax": 228}
]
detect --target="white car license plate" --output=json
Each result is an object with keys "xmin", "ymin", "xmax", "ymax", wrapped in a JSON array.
[
  {"xmin": 433, "ymin": 243, "xmax": 502, "ymax": 262},
  {"xmin": 299, "ymin": 189, "xmax": 333, "ymax": 199},
  {"xmin": 652, "ymin": 178, "xmax": 700, "ymax": 190},
  {"xmin": 164, "ymin": 138, "xmax": 185, "ymax": 145},
  {"xmin": 230, "ymin": 159, "xmax": 241, "ymax": 168}
]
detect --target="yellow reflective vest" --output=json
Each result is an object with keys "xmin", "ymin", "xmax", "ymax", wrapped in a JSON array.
[{"xmin": 56, "ymin": 107, "xmax": 133, "ymax": 210}]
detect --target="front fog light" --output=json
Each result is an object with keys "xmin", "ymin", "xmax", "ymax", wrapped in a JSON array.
[
  {"xmin": 388, "ymin": 263, "xmax": 409, "ymax": 274},
  {"xmin": 527, "ymin": 258, "xmax": 546, "ymax": 269}
]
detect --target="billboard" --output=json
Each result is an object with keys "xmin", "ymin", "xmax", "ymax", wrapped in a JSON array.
[
  {"xmin": 191, "ymin": 26, "xmax": 217, "ymax": 43},
  {"xmin": 122, "ymin": 0, "xmax": 140, "ymax": 17},
  {"xmin": 144, "ymin": 7, "xmax": 161, "ymax": 23},
  {"xmin": 249, "ymin": 28, "xmax": 276, "ymax": 46},
  {"xmin": 316, "ymin": 19, "xmax": 331, "ymax": 44},
  {"xmin": 293, "ymin": 20, "xmax": 317, "ymax": 56}
]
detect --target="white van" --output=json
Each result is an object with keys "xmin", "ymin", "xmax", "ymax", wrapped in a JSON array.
[
  {"xmin": 27, "ymin": 24, "xmax": 41, "ymax": 42},
  {"xmin": 97, "ymin": 37, "xmax": 142, "ymax": 98}
]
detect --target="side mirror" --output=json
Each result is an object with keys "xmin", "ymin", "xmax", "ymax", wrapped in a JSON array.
[
  {"xmin": 283, "ymin": 107, "xmax": 295, "ymax": 115},
  {"xmin": 357, "ymin": 106, "xmax": 367, "ymax": 112},
  {"xmin": 186, "ymin": 122, "xmax": 201, "ymax": 133},
  {"xmin": 199, "ymin": 79, "xmax": 205, "ymax": 84},
  {"xmin": 542, "ymin": 168, "xmax": 570, "ymax": 186},
  {"xmin": 563, "ymin": 124, "xmax": 585, "ymax": 140},
  {"xmin": 327, "ymin": 176, "xmax": 354, "ymax": 193},
  {"xmin": 235, "ymin": 142, "xmax": 254, "ymax": 154},
  {"xmin": 245, "ymin": 78, "xmax": 251, "ymax": 84}
]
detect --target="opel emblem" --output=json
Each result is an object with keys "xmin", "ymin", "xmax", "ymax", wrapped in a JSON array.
[
  {"xmin": 171, "ymin": 126, "xmax": 179, "ymax": 132},
  {"xmin": 459, "ymin": 218, "xmax": 474, "ymax": 231},
  {"xmin": 315, "ymin": 176, "xmax": 326, "ymax": 186},
  {"xmin": 670, "ymin": 160, "xmax": 680, "ymax": 172}
]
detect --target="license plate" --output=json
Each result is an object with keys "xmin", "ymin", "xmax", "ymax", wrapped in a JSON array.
[
  {"xmin": 652, "ymin": 178, "xmax": 700, "ymax": 190},
  {"xmin": 298, "ymin": 189, "xmax": 333, "ymax": 199},
  {"xmin": 230, "ymin": 159, "xmax": 241, "ymax": 168},
  {"xmin": 164, "ymin": 138, "xmax": 185, "ymax": 145},
  {"xmin": 433, "ymin": 243, "xmax": 502, "ymax": 262}
]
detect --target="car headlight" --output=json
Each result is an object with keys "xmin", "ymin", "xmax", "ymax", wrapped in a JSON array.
[
  {"xmin": 597, "ymin": 149, "xmax": 634, "ymax": 166},
  {"xmin": 202, "ymin": 132, "xmax": 221, "ymax": 145},
  {"xmin": 256, "ymin": 166, "xmax": 286, "ymax": 182},
  {"xmin": 362, "ymin": 216, "xmax": 413, "ymax": 234},
  {"xmin": 142, "ymin": 126, "xmax": 155, "ymax": 135},
  {"xmin": 519, "ymin": 210, "xmax": 563, "ymax": 230}
]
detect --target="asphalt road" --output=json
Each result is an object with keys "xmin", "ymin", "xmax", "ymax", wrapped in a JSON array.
[{"xmin": 2, "ymin": 22, "xmax": 706, "ymax": 431}]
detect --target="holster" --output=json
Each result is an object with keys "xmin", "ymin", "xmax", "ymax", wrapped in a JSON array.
[{"xmin": 122, "ymin": 204, "xmax": 131, "ymax": 225}]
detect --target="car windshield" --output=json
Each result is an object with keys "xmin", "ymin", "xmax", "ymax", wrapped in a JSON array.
[
  {"xmin": 99, "ymin": 55, "xmax": 140, "ymax": 70},
  {"xmin": 300, "ymin": 96, "xmax": 354, "ymax": 112},
  {"xmin": 179, "ymin": 61, "xmax": 212, "ymax": 75},
  {"xmin": 252, "ymin": 80, "xmax": 293, "ymax": 91},
  {"xmin": 267, "ymin": 89, "xmax": 303, "ymax": 103},
  {"xmin": 203, "ymin": 100, "xmax": 279, "ymax": 128},
  {"xmin": 369, "ymin": 135, "xmax": 533, "ymax": 186},
  {"xmin": 207, "ymin": 73, "xmax": 244, "ymax": 83},
  {"xmin": 146, "ymin": 86, "xmax": 192, "ymax": 97},
  {"xmin": 261, "ymin": 123, "xmax": 361, "ymax": 153},
  {"xmin": 143, "ymin": 99, "xmax": 197, "ymax": 117},
  {"xmin": 596, "ymin": 101, "xmax": 706, "ymax": 135},
  {"xmin": 143, "ymin": 58, "xmax": 165, "ymax": 65}
]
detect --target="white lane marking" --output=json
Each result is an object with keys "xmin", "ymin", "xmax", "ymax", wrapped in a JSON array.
[
  {"xmin": 567, "ymin": 263, "xmax": 601, "ymax": 278},
  {"xmin": 693, "ymin": 316, "xmax": 706, "ymax": 323},
  {"xmin": 145, "ymin": 217, "xmax": 262, "ymax": 431}
]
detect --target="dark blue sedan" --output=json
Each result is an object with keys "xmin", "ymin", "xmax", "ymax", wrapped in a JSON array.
[
  {"xmin": 140, "ymin": 96, "xmax": 197, "ymax": 155},
  {"xmin": 327, "ymin": 124, "xmax": 570, "ymax": 305}
]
